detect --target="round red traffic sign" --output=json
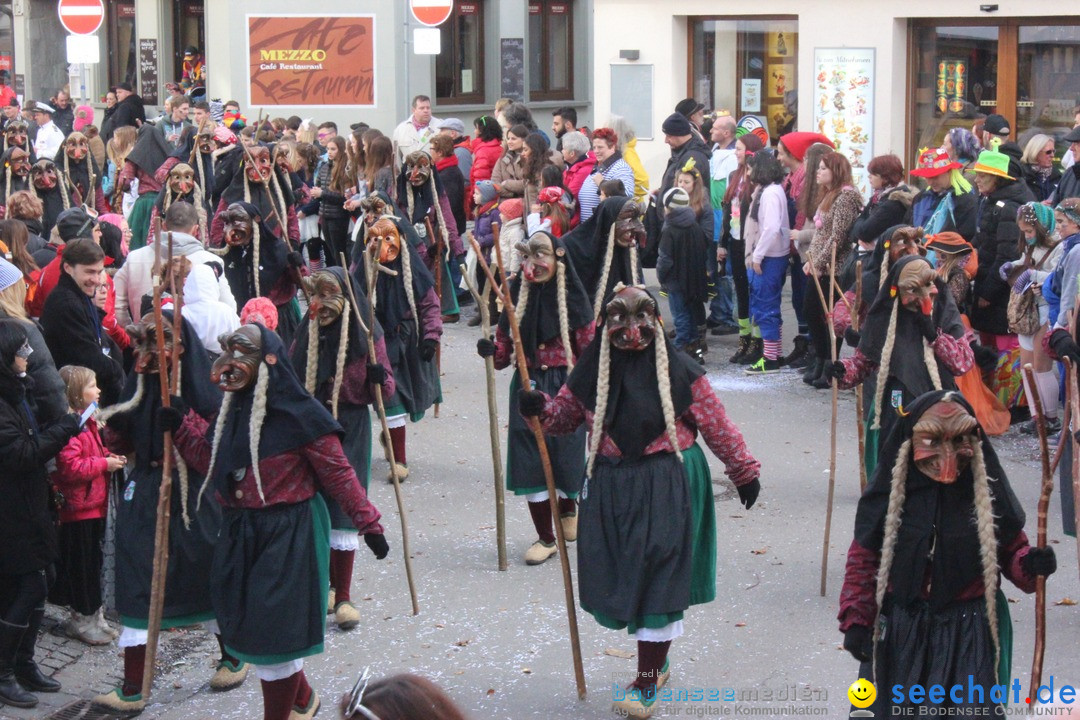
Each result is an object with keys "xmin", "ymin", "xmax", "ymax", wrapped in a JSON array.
[
  {"xmin": 57, "ymin": 0, "xmax": 104, "ymax": 36},
  {"xmin": 410, "ymin": 0, "xmax": 453, "ymax": 27}
]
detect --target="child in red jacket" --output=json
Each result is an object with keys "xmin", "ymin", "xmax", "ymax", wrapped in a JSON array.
[{"xmin": 51, "ymin": 365, "xmax": 126, "ymax": 646}]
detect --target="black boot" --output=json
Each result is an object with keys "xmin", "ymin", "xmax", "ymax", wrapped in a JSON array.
[
  {"xmin": 740, "ymin": 338, "xmax": 763, "ymax": 366},
  {"xmin": 728, "ymin": 335, "xmax": 752, "ymax": 364},
  {"xmin": 15, "ymin": 609, "xmax": 59, "ymax": 693},
  {"xmin": 802, "ymin": 357, "xmax": 824, "ymax": 385},
  {"xmin": 0, "ymin": 623, "xmax": 37, "ymax": 708},
  {"xmin": 812, "ymin": 360, "xmax": 835, "ymax": 389},
  {"xmin": 784, "ymin": 335, "xmax": 810, "ymax": 369}
]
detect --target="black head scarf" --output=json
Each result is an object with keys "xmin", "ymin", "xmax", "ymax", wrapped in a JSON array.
[
  {"xmin": 107, "ymin": 312, "xmax": 222, "ymax": 470},
  {"xmin": 566, "ymin": 287, "xmax": 705, "ymax": 461},
  {"xmin": 221, "ymin": 201, "xmax": 289, "ymax": 307},
  {"xmin": 54, "ymin": 143, "xmax": 101, "ymax": 207},
  {"xmin": 858, "ymin": 223, "xmax": 907, "ymax": 307},
  {"xmin": 126, "ymin": 124, "xmax": 170, "ymax": 178},
  {"xmin": 854, "ymin": 390, "xmax": 1026, "ymax": 610},
  {"xmin": 498, "ymin": 231, "xmax": 593, "ymax": 365},
  {"xmin": 350, "ymin": 212, "xmax": 435, "ymax": 339},
  {"xmin": 562, "ymin": 196, "xmax": 637, "ymax": 303},
  {"xmin": 395, "ymin": 158, "xmax": 448, "ymax": 227},
  {"xmin": 857, "ymin": 254, "xmax": 966, "ymax": 396},
  {"xmin": 289, "ymin": 266, "xmax": 380, "ymax": 393},
  {"xmin": 0, "ymin": 147, "xmax": 29, "ymax": 205},
  {"xmin": 206, "ymin": 323, "xmax": 342, "ymax": 491}
]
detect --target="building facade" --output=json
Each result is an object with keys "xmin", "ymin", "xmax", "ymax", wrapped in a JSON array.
[
  {"xmin": 4, "ymin": 0, "xmax": 592, "ymax": 133},
  {"xmin": 593, "ymin": 0, "xmax": 1080, "ymax": 188}
]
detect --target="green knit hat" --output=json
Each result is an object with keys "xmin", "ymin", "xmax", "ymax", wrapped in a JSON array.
[{"xmin": 972, "ymin": 137, "xmax": 1014, "ymax": 180}]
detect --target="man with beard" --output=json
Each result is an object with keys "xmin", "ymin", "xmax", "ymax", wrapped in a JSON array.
[
  {"xmin": 395, "ymin": 150, "xmax": 463, "ymax": 320},
  {"xmin": 165, "ymin": 323, "xmax": 388, "ymax": 720},
  {"xmin": 477, "ymin": 230, "xmax": 594, "ymax": 565},
  {"xmin": 30, "ymin": 158, "xmax": 70, "ymax": 238},
  {"xmin": 520, "ymin": 285, "xmax": 761, "ymax": 719},
  {"xmin": 0, "ymin": 146, "xmax": 31, "ymax": 213},
  {"xmin": 839, "ymin": 391, "xmax": 1054, "ymax": 718},
  {"xmin": 562, "ymin": 196, "xmax": 646, "ymax": 319},
  {"xmin": 215, "ymin": 201, "xmax": 303, "ymax": 347},
  {"xmin": 290, "ymin": 268, "xmax": 393, "ymax": 630},
  {"xmin": 91, "ymin": 309, "xmax": 247, "ymax": 715},
  {"xmin": 56, "ymin": 131, "xmax": 107, "ymax": 213},
  {"xmin": 352, "ymin": 216, "xmax": 441, "ymax": 483}
]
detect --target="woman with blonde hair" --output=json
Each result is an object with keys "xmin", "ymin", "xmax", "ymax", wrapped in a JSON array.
[
  {"xmin": 607, "ymin": 115, "xmax": 648, "ymax": 202},
  {"xmin": 102, "ymin": 125, "xmax": 138, "ymax": 215},
  {"xmin": 1021, "ymin": 133, "xmax": 1060, "ymax": 202}
]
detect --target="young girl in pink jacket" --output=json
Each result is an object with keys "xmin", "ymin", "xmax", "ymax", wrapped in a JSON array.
[{"xmin": 51, "ymin": 365, "xmax": 125, "ymax": 646}]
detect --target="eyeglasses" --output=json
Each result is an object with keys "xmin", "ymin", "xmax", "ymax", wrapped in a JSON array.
[
  {"xmin": 344, "ymin": 668, "xmax": 381, "ymax": 720},
  {"xmin": 317, "ymin": 132, "xmax": 333, "ymax": 140},
  {"xmin": 1042, "ymin": 149, "xmax": 1055, "ymax": 156},
  {"xmin": 15, "ymin": 340, "xmax": 32, "ymax": 359}
]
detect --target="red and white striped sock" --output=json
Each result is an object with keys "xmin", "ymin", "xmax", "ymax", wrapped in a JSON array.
[{"xmin": 763, "ymin": 339, "xmax": 782, "ymax": 361}]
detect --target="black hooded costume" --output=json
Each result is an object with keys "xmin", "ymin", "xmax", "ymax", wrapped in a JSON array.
[
  {"xmin": 101, "ymin": 313, "xmax": 222, "ymax": 627},
  {"xmin": 494, "ymin": 231, "xmax": 594, "ymax": 498},
  {"xmin": 55, "ymin": 141, "xmax": 104, "ymax": 213},
  {"xmin": 562, "ymin": 197, "xmax": 640, "ymax": 311},
  {"xmin": 839, "ymin": 391, "xmax": 1037, "ymax": 717},
  {"xmin": 31, "ymin": 160, "xmax": 68, "ymax": 239},
  {"xmin": 0, "ymin": 146, "xmax": 30, "ymax": 208},
  {"xmin": 395, "ymin": 165, "xmax": 460, "ymax": 315}
]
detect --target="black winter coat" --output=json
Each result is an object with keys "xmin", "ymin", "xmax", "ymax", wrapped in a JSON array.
[
  {"xmin": 40, "ymin": 271, "xmax": 125, "ymax": 406},
  {"xmin": 437, "ymin": 164, "xmax": 467, "ymax": 236},
  {"xmin": 102, "ymin": 95, "xmax": 146, "ymax": 143},
  {"xmin": 315, "ymin": 159, "xmax": 347, "ymax": 222},
  {"xmin": 52, "ymin": 104, "xmax": 74, "ymax": 137},
  {"xmin": 0, "ymin": 377, "xmax": 79, "ymax": 575},
  {"xmin": 850, "ymin": 185, "xmax": 917, "ymax": 245},
  {"xmin": 659, "ymin": 136, "xmax": 711, "ymax": 202},
  {"xmin": 970, "ymin": 179, "xmax": 1036, "ymax": 335},
  {"xmin": 1051, "ymin": 164, "xmax": 1080, "ymax": 205}
]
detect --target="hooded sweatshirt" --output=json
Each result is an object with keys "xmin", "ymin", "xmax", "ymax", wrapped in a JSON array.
[{"xmin": 657, "ymin": 205, "xmax": 708, "ymax": 303}]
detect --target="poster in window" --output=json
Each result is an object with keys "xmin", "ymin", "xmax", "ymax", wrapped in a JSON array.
[
  {"xmin": 935, "ymin": 57, "xmax": 966, "ymax": 114},
  {"xmin": 768, "ymin": 29, "xmax": 794, "ymax": 58},
  {"xmin": 247, "ymin": 15, "xmax": 376, "ymax": 107},
  {"xmin": 813, "ymin": 48, "xmax": 875, "ymax": 199},
  {"xmin": 767, "ymin": 63, "xmax": 794, "ymax": 99},
  {"xmin": 741, "ymin": 79, "xmax": 761, "ymax": 113}
]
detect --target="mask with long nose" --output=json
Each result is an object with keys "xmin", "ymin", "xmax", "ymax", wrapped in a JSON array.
[
  {"xmin": 31, "ymin": 160, "xmax": 58, "ymax": 190},
  {"xmin": 405, "ymin": 151, "xmax": 432, "ymax": 187},
  {"xmin": 211, "ymin": 325, "xmax": 263, "ymax": 392},
  {"xmin": 911, "ymin": 400, "xmax": 978, "ymax": 484},
  {"xmin": 516, "ymin": 232, "xmax": 557, "ymax": 284},
  {"xmin": 606, "ymin": 286, "xmax": 659, "ymax": 351},
  {"xmin": 168, "ymin": 163, "xmax": 196, "ymax": 197},
  {"xmin": 65, "ymin": 132, "xmax": 89, "ymax": 162},
  {"xmin": 302, "ymin": 271, "xmax": 347, "ymax": 326},
  {"xmin": 127, "ymin": 313, "xmax": 184, "ymax": 375},
  {"xmin": 897, "ymin": 258, "xmax": 938, "ymax": 316},
  {"xmin": 613, "ymin": 201, "xmax": 646, "ymax": 249}
]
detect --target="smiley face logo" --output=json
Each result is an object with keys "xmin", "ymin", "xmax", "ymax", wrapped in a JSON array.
[{"xmin": 848, "ymin": 678, "xmax": 876, "ymax": 709}]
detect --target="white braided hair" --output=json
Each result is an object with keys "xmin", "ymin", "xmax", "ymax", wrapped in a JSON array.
[
  {"xmin": 327, "ymin": 308, "xmax": 350, "ymax": 418},
  {"xmin": 96, "ymin": 374, "xmax": 146, "ymax": 423},
  {"xmin": 197, "ymin": 390, "xmax": 233, "ymax": 510},
  {"xmin": 304, "ymin": 311, "xmax": 319, "ymax": 395},
  {"xmin": 871, "ymin": 302, "xmax": 943, "ymax": 430},
  {"xmin": 655, "ymin": 326, "xmax": 683, "ymax": 464},
  {"xmin": 592, "ymin": 222, "xmax": 618, "ymax": 320},
  {"xmin": 556, "ymin": 260, "xmax": 575, "ymax": 372},
  {"xmin": 248, "ymin": 360, "xmax": 270, "ymax": 504},
  {"xmin": 398, "ymin": 228, "xmax": 419, "ymax": 344},
  {"xmin": 427, "ymin": 173, "xmax": 450, "ymax": 249},
  {"xmin": 585, "ymin": 328, "xmax": 610, "ymax": 479}
]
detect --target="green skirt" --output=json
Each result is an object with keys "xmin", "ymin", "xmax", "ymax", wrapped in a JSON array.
[
  {"xmin": 586, "ymin": 444, "xmax": 717, "ymax": 634},
  {"xmin": 127, "ymin": 192, "xmax": 159, "ymax": 252}
]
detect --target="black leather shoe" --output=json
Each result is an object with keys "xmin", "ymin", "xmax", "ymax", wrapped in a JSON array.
[
  {"xmin": 16, "ymin": 663, "xmax": 60, "ymax": 693},
  {"xmin": 0, "ymin": 671, "xmax": 38, "ymax": 708}
]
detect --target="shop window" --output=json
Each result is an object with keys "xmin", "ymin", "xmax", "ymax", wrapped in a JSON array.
[
  {"xmin": 529, "ymin": 1, "xmax": 573, "ymax": 101},
  {"xmin": 691, "ymin": 18, "xmax": 798, "ymax": 142},
  {"xmin": 435, "ymin": 1, "xmax": 484, "ymax": 105},
  {"xmin": 910, "ymin": 20, "xmax": 1080, "ymax": 164},
  {"xmin": 173, "ymin": 0, "xmax": 204, "ymax": 88},
  {"xmin": 107, "ymin": 0, "xmax": 137, "ymax": 91}
]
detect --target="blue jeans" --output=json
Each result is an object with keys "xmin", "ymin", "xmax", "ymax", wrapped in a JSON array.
[
  {"xmin": 705, "ymin": 240, "xmax": 735, "ymax": 325},
  {"xmin": 666, "ymin": 289, "xmax": 698, "ymax": 347},
  {"xmin": 748, "ymin": 256, "xmax": 788, "ymax": 341}
]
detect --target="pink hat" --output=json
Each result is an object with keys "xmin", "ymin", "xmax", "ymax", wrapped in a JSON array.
[
  {"xmin": 241, "ymin": 297, "xmax": 278, "ymax": 331},
  {"xmin": 73, "ymin": 104, "xmax": 94, "ymax": 133},
  {"xmin": 213, "ymin": 125, "xmax": 237, "ymax": 145},
  {"xmin": 498, "ymin": 199, "xmax": 523, "ymax": 221}
]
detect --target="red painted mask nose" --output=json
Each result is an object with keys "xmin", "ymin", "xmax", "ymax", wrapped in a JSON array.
[
  {"xmin": 938, "ymin": 450, "xmax": 958, "ymax": 483},
  {"xmin": 920, "ymin": 296, "xmax": 934, "ymax": 316}
]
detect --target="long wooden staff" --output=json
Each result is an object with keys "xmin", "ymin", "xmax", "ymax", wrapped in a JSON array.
[
  {"xmin": 142, "ymin": 223, "xmax": 184, "ymax": 699},
  {"xmin": 425, "ymin": 217, "xmax": 443, "ymax": 418},
  {"xmin": 1022, "ymin": 363, "xmax": 1053, "ymax": 702},
  {"xmin": 470, "ymin": 235, "xmax": 586, "ymax": 699},
  {"xmin": 808, "ymin": 246, "xmax": 839, "ymax": 597},
  {"xmin": 459, "ymin": 250, "xmax": 508, "ymax": 571},
  {"xmin": 853, "ymin": 260, "xmax": 867, "ymax": 493},
  {"xmin": 340, "ymin": 253, "xmax": 420, "ymax": 615}
]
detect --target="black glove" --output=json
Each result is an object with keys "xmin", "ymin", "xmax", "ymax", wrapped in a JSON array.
[
  {"xmin": 519, "ymin": 389, "xmax": 546, "ymax": 417},
  {"xmin": 1050, "ymin": 328, "xmax": 1080, "ymax": 365},
  {"xmin": 426, "ymin": 242, "xmax": 441, "ymax": 260},
  {"xmin": 972, "ymin": 341, "xmax": 999, "ymax": 374},
  {"xmin": 364, "ymin": 533, "xmax": 390, "ymax": 560},
  {"xmin": 156, "ymin": 397, "xmax": 187, "ymax": 434},
  {"xmin": 476, "ymin": 336, "xmax": 496, "ymax": 358},
  {"xmin": 843, "ymin": 625, "xmax": 874, "ymax": 662},
  {"xmin": 366, "ymin": 363, "xmax": 387, "ymax": 386},
  {"xmin": 420, "ymin": 338, "xmax": 438, "ymax": 362},
  {"xmin": 1022, "ymin": 546, "xmax": 1057, "ymax": 578},
  {"xmin": 287, "ymin": 251, "xmax": 305, "ymax": 269},
  {"xmin": 843, "ymin": 326, "xmax": 861, "ymax": 348},
  {"xmin": 825, "ymin": 360, "xmax": 847, "ymax": 381},
  {"xmin": 737, "ymin": 478, "xmax": 760, "ymax": 509},
  {"xmin": 915, "ymin": 311, "xmax": 938, "ymax": 343}
]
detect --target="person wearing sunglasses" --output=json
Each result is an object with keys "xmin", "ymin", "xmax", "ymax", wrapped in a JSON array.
[{"xmin": 1021, "ymin": 133, "xmax": 1061, "ymax": 203}]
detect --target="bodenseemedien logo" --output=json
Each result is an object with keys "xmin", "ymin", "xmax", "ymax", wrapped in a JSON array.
[{"xmin": 848, "ymin": 678, "xmax": 876, "ymax": 717}]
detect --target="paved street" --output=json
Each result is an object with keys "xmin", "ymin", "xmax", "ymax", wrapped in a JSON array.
[{"xmin": 9, "ymin": 289, "xmax": 1080, "ymax": 720}]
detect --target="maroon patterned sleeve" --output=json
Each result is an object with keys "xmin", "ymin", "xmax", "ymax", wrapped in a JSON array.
[
  {"xmin": 686, "ymin": 376, "xmax": 760, "ymax": 486},
  {"xmin": 304, "ymin": 434, "xmax": 384, "ymax": 535},
  {"xmin": 838, "ymin": 539, "xmax": 880, "ymax": 631},
  {"xmin": 538, "ymin": 384, "xmax": 588, "ymax": 436},
  {"xmin": 932, "ymin": 330, "xmax": 975, "ymax": 376},
  {"xmin": 999, "ymin": 530, "xmax": 1037, "ymax": 594},
  {"xmin": 572, "ymin": 323, "xmax": 596, "ymax": 357},
  {"xmin": 832, "ymin": 291, "xmax": 855, "ymax": 338},
  {"xmin": 837, "ymin": 349, "xmax": 877, "ymax": 390},
  {"xmin": 173, "ymin": 409, "xmax": 213, "ymax": 476}
]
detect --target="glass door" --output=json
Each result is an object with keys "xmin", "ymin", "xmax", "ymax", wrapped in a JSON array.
[{"xmin": 1016, "ymin": 24, "xmax": 1080, "ymax": 150}]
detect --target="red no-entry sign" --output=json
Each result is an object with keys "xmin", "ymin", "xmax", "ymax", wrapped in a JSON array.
[
  {"xmin": 57, "ymin": 0, "xmax": 105, "ymax": 36},
  {"xmin": 410, "ymin": 0, "xmax": 453, "ymax": 27}
]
